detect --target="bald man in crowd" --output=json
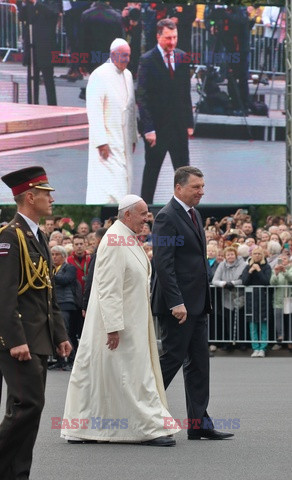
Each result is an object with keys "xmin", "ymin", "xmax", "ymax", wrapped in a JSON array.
[{"xmin": 86, "ymin": 38, "xmax": 138, "ymax": 204}]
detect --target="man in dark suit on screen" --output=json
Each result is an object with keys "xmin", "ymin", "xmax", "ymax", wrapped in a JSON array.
[
  {"xmin": 152, "ymin": 166, "xmax": 234, "ymax": 440},
  {"xmin": 18, "ymin": 0, "xmax": 62, "ymax": 105},
  {"xmin": 137, "ymin": 19, "xmax": 194, "ymax": 205}
]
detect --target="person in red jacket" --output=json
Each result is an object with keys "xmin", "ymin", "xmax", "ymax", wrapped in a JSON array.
[{"xmin": 67, "ymin": 234, "xmax": 91, "ymax": 293}]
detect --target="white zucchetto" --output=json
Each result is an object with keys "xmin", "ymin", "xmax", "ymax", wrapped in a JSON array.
[
  {"xmin": 118, "ymin": 194, "xmax": 143, "ymax": 210},
  {"xmin": 110, "ymin": 38, "xmax": 129, "ymax": 52}
]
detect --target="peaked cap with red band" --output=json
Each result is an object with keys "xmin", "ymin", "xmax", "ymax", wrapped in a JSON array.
[{"xmin": 1, "ymin": 166, "xmax": 54, "ymax": 196}]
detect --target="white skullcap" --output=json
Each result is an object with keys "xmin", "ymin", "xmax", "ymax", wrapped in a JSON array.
[
  {"xmin": 118, "ymin": 194, "xmax": 143, "ymax": 211},
  {"xmin": 110, "ymin": 38, "xmax": 129, "ymax": 52}
]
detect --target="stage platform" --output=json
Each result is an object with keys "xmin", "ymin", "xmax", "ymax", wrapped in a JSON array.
[{"xmin": 0, "ymin": 103, "xmax": 88, "ymax": 152}]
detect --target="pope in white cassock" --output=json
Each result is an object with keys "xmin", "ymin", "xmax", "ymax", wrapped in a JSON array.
[
  {"xmin": 61, "ymin": 195, "xmax": 180, "ymax": 446},
  {"xmin": 86, "ymin": 39, "xmax": 138, "ymax": 204}
]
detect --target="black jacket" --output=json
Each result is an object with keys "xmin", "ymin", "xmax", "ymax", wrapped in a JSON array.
[
  {"xmin": 18, "ymin": 0, "xmax": 62, "ymax": 68},
  {"xmin": 54, "ymin": 262, "xmax": 77, "ymax": 310},
  {"xmin": 79, "ymin": 1, "xmax": 123, "ymax": 72},
  {"xmin": 241, "ymin": 260, "xmax": 272, "ymax": 321},
  {"xmin": 151, "ymin": 197, "xmax": 211, "ymax": 316},
  {"xmin": 137, "ymin": 46, "xmax": 194, "ymax": 135}
]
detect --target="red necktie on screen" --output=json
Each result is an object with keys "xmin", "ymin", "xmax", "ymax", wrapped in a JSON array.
[
  {"xmin": 188, "ymin": 208, "xmax": 198, "ymax": 229},
  {"xmin": 166, "ymin": 53, "xmax": 174, "ymax": 79}
]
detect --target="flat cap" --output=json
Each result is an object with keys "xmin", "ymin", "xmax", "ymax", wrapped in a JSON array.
[{"xmin": 1, "ymin": 166, "xmax": 54, "ymax": 196}]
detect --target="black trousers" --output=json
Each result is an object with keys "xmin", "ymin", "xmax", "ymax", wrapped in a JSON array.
[
  {"xmin": 141, "ymin": 127, "xmax": 189, "ymax": 204},
  {"xmin": 227, "ymin": 51, "xmax": 249, "ymax": 111},
  {"xmin": 158, "ymin": 312, "xmax": 213, "ymax": 435},
  {"xmin": 27, "ymin": 63, "xmax": 57, "ymax": 105},
  {"xmin": 0, "ymin": 352, "xmax": 47, "ymax": 480}
]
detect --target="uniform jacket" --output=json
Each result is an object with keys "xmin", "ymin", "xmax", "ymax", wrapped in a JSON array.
[
  {"xmin": 151, "ymin": 197, "xmax": 211, "ymax": 316},
  {"xmin": 137, "ymin": 46, "xmax": 194, "ymax": 135},
  {"xmin": 0, "ymin": 213, "xmax": 68, "ymax": 354}
]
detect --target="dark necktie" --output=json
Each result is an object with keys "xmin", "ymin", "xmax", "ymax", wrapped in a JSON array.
[
  {"xmin": 188, "ymin": 208, "xmax": 198, "ymax": 229},
  {"xmin": 166, "ymin": 53, "xmax": 174, "ymax": 79}
]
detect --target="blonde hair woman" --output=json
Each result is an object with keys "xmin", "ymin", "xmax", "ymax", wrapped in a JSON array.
[{"xmin": 241, "ymin": 247, "xmax": 272, "ymax": 357}]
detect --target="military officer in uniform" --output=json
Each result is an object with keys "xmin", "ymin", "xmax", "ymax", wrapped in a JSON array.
[{"xmin": 0, "ymin": 166, "xmax": 72, "ymax": 480}]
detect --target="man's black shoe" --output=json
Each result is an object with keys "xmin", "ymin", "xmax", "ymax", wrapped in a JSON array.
[
  {"xmin": 79, "ymin": 88, "xmax": 86, "ymax": 100},
  {"xmin": 188, "ymin": 429, "xmax": 234, "ymax": 440},
  {"xmin": 142, "ymin": 435, "xmax": 176, "ymax": 446},
  {"xmin": 67, "ymin": 439, "xmax": 98, "ymax": 444}
]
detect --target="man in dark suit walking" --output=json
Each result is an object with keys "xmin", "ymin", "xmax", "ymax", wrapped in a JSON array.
[
  {"xmin": 152, "ymin": 166, "xmax": 234, "ymax": 440},
  {"xmin": 0, "ymin": 166, "xmax": 71, "ymax": 479},
  {"xmin": 137, "ymin": 19, "xmax": 194, "ymax": 204}
]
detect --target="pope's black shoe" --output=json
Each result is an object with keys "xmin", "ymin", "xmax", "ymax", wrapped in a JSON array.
[
  {"xmin": 142, "ymin": 435, "xmax": 176, "ymax": 446},
  {"xmin": 188, "ymin": 429, "xmax": 234, "ymax": 440}
]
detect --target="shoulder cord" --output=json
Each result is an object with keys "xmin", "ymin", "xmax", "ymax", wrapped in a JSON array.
[{"xmin": 0, "ymin": 225, "xmax": 52, "ymax": 295}]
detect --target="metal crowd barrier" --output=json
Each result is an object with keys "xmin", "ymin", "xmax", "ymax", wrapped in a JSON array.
[
  {"xmin": 208, "ymin": 285, "xmax": 291, "ymax": 345},
  {"xmin": 191, "ymin": 22, "xmax": 286, "ymax": 75},
  {"xmin": 0, "ymin": 2, "xmax": 19, "ymax": 62},
  {"xmin": 154, "ymin": 285, "xmax": 292, "ymax": 346}
]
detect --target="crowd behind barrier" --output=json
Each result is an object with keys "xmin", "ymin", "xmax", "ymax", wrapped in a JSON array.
[
  {"xmin": 0, "ymin": 2, "xmax": 286, "ymax": 75},
  {"xmin": 1, "ymin": 208, "xmax": 291, "ymax": 361}
]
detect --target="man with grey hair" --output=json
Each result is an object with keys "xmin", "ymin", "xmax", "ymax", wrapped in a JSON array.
[
  {"xmin": 152, "ymin": 166, "xmax": 234, "ymax": 440},
  {"xmin": 61, "ymin": 194, "xmax": 179, "ymax": 446},
  {"xmin": 50, "ymin": 245, "xmax": 78, "ymax": 370},
  {"xmin": 86, "ymin": 38, "xmax": 138, "ymax": 204}
]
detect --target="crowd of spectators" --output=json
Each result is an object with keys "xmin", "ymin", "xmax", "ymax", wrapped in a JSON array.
[
  {"xmin": 2, "ymin": 208, "xmax": 291, "ymax": 362},
  {"xmin": 44, "ymin": 209, "xmax": 291, "ymax": 359}
]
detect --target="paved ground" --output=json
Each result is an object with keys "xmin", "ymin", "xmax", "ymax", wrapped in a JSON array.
[
  {"xmin": 0, "ymin": 136, "xmax": 286, "ymax": 206},
  {"xmin": 1, "ymin": 356, "xmax": 291, "ymax": 480}
]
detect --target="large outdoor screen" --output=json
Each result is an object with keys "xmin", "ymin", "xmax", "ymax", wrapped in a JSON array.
[{"xmin": 0, "ymin": 1, "xmax": 286, "ymax": 206}]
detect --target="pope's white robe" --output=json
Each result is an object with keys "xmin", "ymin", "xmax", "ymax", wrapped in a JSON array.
[
  {"xmin": 86, "ymin": 62, "xmax": 138, "ymax": 205},
  {"xmin": 61, "ymin": 220, "xmax": 180, "ymax": 442}
]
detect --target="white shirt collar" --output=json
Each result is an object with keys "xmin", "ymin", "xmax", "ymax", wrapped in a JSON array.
[
  {"xmin": 18, "ymin": 212, "xmax": 39, "ymax": 239},
  {"xmin": 174, "ymin": 195, "xmax": 194, "ymax": 214},
  {"xmin": 157, "ymin": 44, "xmax": 175, "ymax": 68}
]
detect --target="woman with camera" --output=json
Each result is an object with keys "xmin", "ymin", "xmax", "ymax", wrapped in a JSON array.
[{"xmin": 241, "ymin": 247, "xmax": 272, "ymax": 358}]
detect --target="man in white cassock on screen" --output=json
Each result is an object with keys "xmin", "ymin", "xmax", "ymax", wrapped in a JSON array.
[
  {"xmin": 86, "ymin": 39, "xmax": 138, "ymax": 204},
  {"xmin": 61, "ymin": 195, "xmax": 179, "ymax": 446}
]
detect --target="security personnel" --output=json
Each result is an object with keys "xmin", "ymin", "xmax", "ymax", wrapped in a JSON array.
[{"xmin": 0, "ymin": 166, "xmax": 71, "ymax": 480}]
